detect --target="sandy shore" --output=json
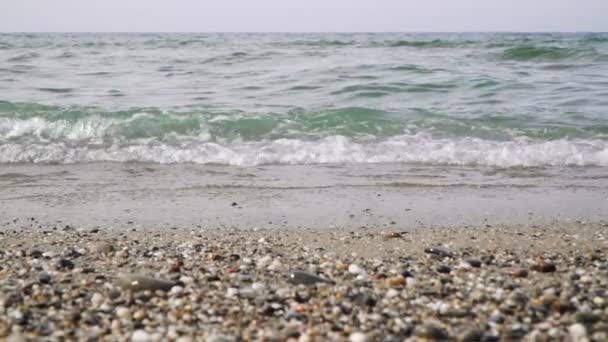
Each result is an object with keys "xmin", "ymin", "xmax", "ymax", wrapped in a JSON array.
[{"xmin": 1, "ymin": 222, "xmax": 607, "ymax": 341}]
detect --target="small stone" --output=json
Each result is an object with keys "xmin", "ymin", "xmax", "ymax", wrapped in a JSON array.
[
  {"xmin": 575, "ymin": 312, "xmax": 601, "ymax": 325},
  {"xmin": 38, "ymin": 272, "xmax": 51, "ymax": 284},
  {"xmin": 288, "ymin": 270, "xmax": 334, "ymax": 285},
  {"xmin": 354, "ymin": 293, "xmax": 377, "ymax": 307},
  {"xmin": 116, "ymin": 274, "xmax": 176, "ymax": 292},
  {"xmin": 531, "ymin": 260, "xmax": 556, "ymax": 273},
  {"xmin": 116, "ymin": 307, "xmax": 130, "ymax": 320},
  {"xmin": 133, "ymin": 310, "xmax": 146, "ymax": 321},
  {"xmin": 593, "ymin": 297, "xmax": 605, "ymax": 307},
  {"xmin": 436, "ymin": 265, "xmax": 451, "ymax": 274},
  {"xmin": 568, "ymin": 323, "xmax": 588, "ymax": 342},
  {"xmin": 349, "ymin": 332, "xmax": 369, "ymax": 342},
  {"xmin": 466, "ymin": 259, "xmax": 482, "ymax": 268},
  {"xmin": 226, "ymin": 288, "xmax": 239, "ymax": 297},
  {"xmin": 424, "ymin": 247, "xmax": 454, "ymax": 258},
  {"xmin": 386, "ymin": 275, "xmax": 406, "ymax": 288},
  {"xmin": 459, "ymin": 328, "xmax": 484, "ymax": 342},
  {"xmin": 6, "ymin": 333, "xmax": 26, "ymax": 342},
  {"xmin": 386, "ymin": 288, "xmax": 400, "ymax": 298},
  {"xmin": 176, "ymin": 337, "xmax": 194, "ymax": 342},
  {"xmin": 348, "ymin": 264, "xmax": 364, "ymax": 275},
  {"xmin": 415, "ymin": 323, "xmax": 449, "ymax": 340},
  {"xmin": 132, "ymin": 329, "xmax": 153, "ymax": 342},
  {"xmin": 505, "ymin": 267, "xmax": 528, "ymax": 278},
  {"xmin": 56, "ymin": 258, "xmax": 74, "ymax": 270},
  {"xmin": 94, "ymin": 242, "xmax": 114, "ymax": 255},
  {"xmin": 91, "ymin": 292, "xmax": 104, "ymax": 308},
  {"xmin": 552, "ymin": 299, "xmax": 575, "ymax": 314},
  {"xmin": 251, "ymin": 282, "xmax": 266, "ymax": 292},
  {"xmin": 384, "ymin": 232, "xmax": 401, "ymax": 239},
  {"xmin": 169, "ymin": 286, "xmax": 184, "ymax": 296}
]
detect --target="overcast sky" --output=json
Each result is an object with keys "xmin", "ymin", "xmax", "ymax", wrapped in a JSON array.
[{"xmin": 1, "ymin": 0, "xmax": 607, "ymax": 32}]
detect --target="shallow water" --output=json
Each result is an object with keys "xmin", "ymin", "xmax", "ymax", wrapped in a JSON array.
[{"xmin": 1, "ymin": 32, "xmax": 607, "ymax": 167}]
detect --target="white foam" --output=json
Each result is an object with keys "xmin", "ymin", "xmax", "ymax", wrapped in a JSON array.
[{"xmin": 1, "ymin": 132, "xmax": 607, "ymax": 167}]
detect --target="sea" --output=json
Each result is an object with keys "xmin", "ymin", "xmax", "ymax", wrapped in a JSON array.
[
  {"xmin": 1, "ymin": 33, "xmax": 607, "ymax": 228},
  {"xmin": 1, "ymin": 32, "xmax": 607, "ymax": 166}
]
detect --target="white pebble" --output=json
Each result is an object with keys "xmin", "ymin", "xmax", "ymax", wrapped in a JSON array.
[
  {"xmin": 267, "ymin": 259, "xmax": 282, "ymax": 271},
  {"xmin": 386, "ymin": 288, "xmax": 400, "ymax": 298},
  {"xmin": 91, "ymin": 292, "xmax": 104, "ymax": 308},
  {"xmin": 176, "ymin": 337, "xmax": 194, "ymax": 342},
  {"xmin": 169, "ymin": 286, "xmax": 184, "ymax": 296},
  {"xmin": 179, "ymin": 276, "xmax": 194, "ymax": 285},
  {"xmin": 568, "ymin": 323, "xmax": 588, "ymax": 342},
  {"xmin": 6, "ymin": 333, "xmax": 26, "ymax": 342},
  {"xmin": 116, "ymin": 307, "xmax": 130, "ymax": 319},
  {"xmin": 226, "ymin": 287, "xmax": 239, "ymax": 297},
  {"xmin": 251, "ymin": 282, "xmax": 266, "ymax": 292},
  {"xmin": 132, "ymin": 330, "xmax": 153, "ymax": 342},
  {"xmin": 348, "ymin": 264, "xmax": 364, "ymax": 275},
  {"xmin": 349, "ymin": 332, "xmax": 369, "ymax": 342}
]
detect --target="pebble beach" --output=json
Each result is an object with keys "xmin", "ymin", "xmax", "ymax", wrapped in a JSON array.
[{"xmin": 1, "ymin": 221, "xmax": 607, "ymax": 341}]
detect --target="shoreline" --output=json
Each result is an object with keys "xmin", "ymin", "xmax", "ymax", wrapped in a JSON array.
[
  {"xmin": 1, "ymin": 163, "xmax": 607, "ymax": 230},
  {"xmin": 1, "ymin": 223, "xmax": 607, "ymax": 340}
]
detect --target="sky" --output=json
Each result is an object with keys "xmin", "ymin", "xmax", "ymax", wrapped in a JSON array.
[{"xmin": 1, "ymin": 0, "xmax": 607, "ymax": 32}]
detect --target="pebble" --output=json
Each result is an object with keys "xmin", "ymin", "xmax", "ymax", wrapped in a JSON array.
[
  {"xmin": 505, "ymin": 267, "xmax": 528, "ymax": 278},
  {"xmin": 6, "ymin": 333, "xmax": 26, "ymax": 342},
  {"xmin": 94, "ymin": 241, "xmax": 114, "ymax": 255},
  {"xmin": 38, "ymin": 272, "xmax": 51, "ymax": 284},
  {"xmin": 288, "ymin": 270, "xmax": 334, "ymax": 285},
  {"xmin": 568, "ymin": 323, "xmax": 588, "ymax": 342},
  {"xmin": 349, "ymin": 332, "xmax": 369, "ymax": 342},
  {"xmin": 458, "ymin": 328, "xmax": 484, "ymax": 342},
  {"xmin": 132, "ymin": 329, "xmax": 154, "ymax": 342},
  {"xmin": 415, "ymin": 323, "xmax": 449, "ymax": 340},
  {"xmin": 56, "ymin": 258, "xmax": 75, "ymax": 270},
  {"xmin": 531, "ymin": 260, "xmax": 557, "ymax": 273},
  {"xmin": 466, "ymin": 259, "xmax": 482, "ymax": 268},
  {"xmin": 116, "ymin": 274, "xmax": 177, "ymax": 292},
  {"xmin": 251, "ymin": 282, "xmax": 266, "ymax": 292},
  {"xmin": 385, "ymin": 275, "xmax": 406, "ymax": 288},
  {"xmin": 436, "ymin": 265, "xmax": 451, "ymax": 273},
  {"xmin": 116, "ymin": 307, "xmax": 130, "ymax": 319},
  {"xmin": 348, "ymin": 264, "xmax": 364, "ymax": 275},
  {"xmin": 424, "ymin": 247, "xmax": 454, "ymax": 258},
  {"xmin": 575, "ymin": 312, "xmax": 601, "ymax": 325},
  {"xmin": 91, "ymin": 292, "xmax": 104, "ymax": 308}
]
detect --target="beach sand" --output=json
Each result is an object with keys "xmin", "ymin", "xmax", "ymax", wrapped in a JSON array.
[
  {"xmin": 1, "ymin": 163, "xmax": 607, "ymax": 340},
  {"xmin": 1, "ymin": 221, "xmax": 607, "ymax": 341}
]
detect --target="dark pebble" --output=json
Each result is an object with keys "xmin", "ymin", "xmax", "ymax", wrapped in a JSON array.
[
  {"xmin": 38, "ymin": 272, "xmax": 51, "ymax": 284},
  {"xmin": 424, "ymin": 247, "xmax": 454, "ymax": 258},
  {"xmin": 531, "ymin": 261, "xmax": 556, "ymax": 273},
  {"xmin": 56, "ymin": 259, "xmax": 75, "ymax": 270},
  {"xmin": 575, "ymin": 312, "xmax": 601, "ymax": 325},
  {"xmin": 30, "ymin": 250, "xmax": 43, "ymax": 259},
  {"xmin": 288, "ymin": 270, "xmax": 335, "ymax": 286},
  {"xmin": 437, "ymin": 265, "xmax": 451, "ymax": 274},
  {"xmin": 466, "ymin": 259, "xmax": 482, "ymax": 268}
]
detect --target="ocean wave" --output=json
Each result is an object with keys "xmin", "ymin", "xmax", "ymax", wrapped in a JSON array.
[
  {"xmin": 501, "ymin": 45, "xmax": 593, "ymax": 61},
  {"xmin": 279, "ymin": 39, "xmax": 355, "ymax": 48},
  {"xmin": 6, "ymin": 52, "xmax": 41, "ymax": 62},
  {"xmin": 380, "ymin": 39, "xmax": 458, "ymax": 48},
  {"xmin": 0, "ymin": 134, "xmax": 606, "ymax": 167}
]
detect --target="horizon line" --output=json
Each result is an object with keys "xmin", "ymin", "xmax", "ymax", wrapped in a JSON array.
[{"xmin": 1, "ymin": 30, "xmax": 608, "ymax": 34}]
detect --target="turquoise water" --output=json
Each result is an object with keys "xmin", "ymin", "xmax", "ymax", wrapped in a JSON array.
[{"xmin": 0, "ymin": 33, "xmax": 607, "ymax": 166}]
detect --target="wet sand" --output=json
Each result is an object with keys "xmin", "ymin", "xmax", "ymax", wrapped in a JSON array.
[{"xmin": 1, "ymin": 163, "xmax": 606, "ymax": 229}]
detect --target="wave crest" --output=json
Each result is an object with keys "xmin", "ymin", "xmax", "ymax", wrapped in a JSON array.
[{"xmin": 1, "ymin": 134, "xmax": 606, "ymax": 167}]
